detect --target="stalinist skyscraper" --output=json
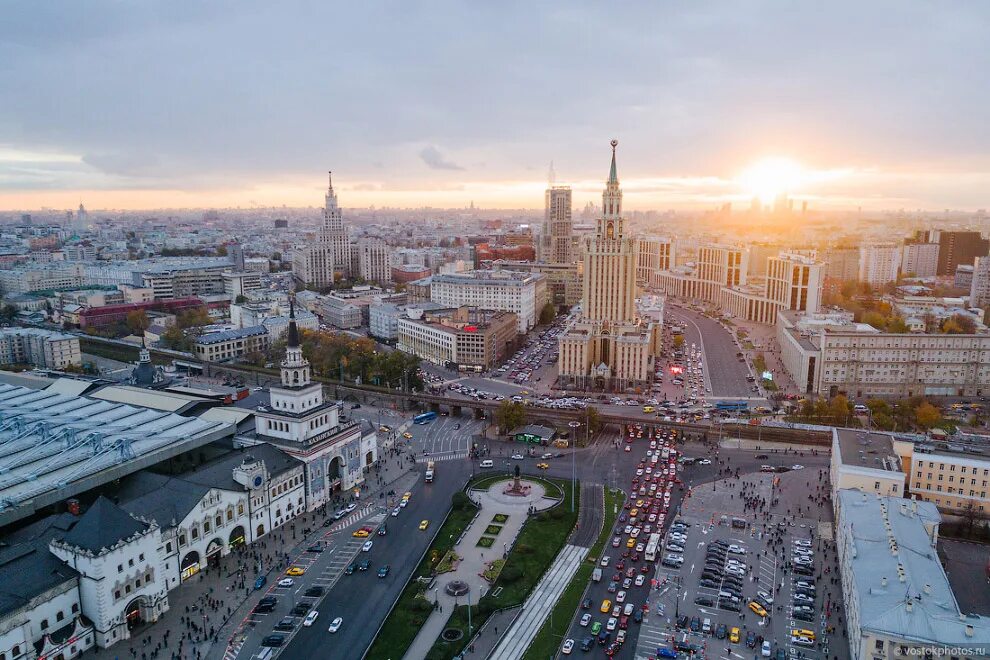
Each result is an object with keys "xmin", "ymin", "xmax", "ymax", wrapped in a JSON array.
[
  {"xmin": 557, "ymin": 141, "xmax": 659, "ymax": 391},
  {"xmin": 292, "ymin": 172, "xmax": 352, "ymax": 287}
]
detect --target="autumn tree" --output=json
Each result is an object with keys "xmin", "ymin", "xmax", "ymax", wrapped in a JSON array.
[
  {"xmin": 539, "ymin": 301, "xmax": 556, "ymax": 325},
  {"xmin": 941, "ymin": 313, "xmax": 977, "ymax": 335},
  {"xmin": 495, "ymin": 400, "xmax": 527, "ymax": 434},
  {"xmin": 914, "ymin": 402, "xmax": 942, "ymax": 429},
  {"xmin": 126, "ymin": 309, "xmax": 150, "ymax": 334}
]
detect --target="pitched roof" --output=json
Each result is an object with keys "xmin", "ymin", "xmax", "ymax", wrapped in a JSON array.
[
  {"xmin": 0, "ymin": 513, "xmax": 80, "ymax": 617},
  {"xmin": 60, "ymin": 496, "xmax": 150, "ymax": 553}
]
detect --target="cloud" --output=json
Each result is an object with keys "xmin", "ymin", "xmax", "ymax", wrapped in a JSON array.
[{"xmin": 418, "ymin": 146, "xmax": 464, "ymax": 171}]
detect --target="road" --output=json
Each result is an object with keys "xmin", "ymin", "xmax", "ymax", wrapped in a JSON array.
[{"xmin": 667, "ymin": 306, "xmax": 757, "ymax": 399}]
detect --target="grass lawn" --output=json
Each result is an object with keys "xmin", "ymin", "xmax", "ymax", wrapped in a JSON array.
[
  {"xmin": 476, "ymin": 536, "xmax": 495, "ymax": 548},
  {"xmin": 364, "ymin": 491, "xmax": 479, "ymax": 660},
  {"xmin": 425, "ymin": 476, "xmax": 577, "ymax": 660},
  {"xmin": 484, "ymin": 524, "xmax": 503, "ymax": 535},
  {"xmin": 522, "ymin": 487, "xmax": 624, "ymax": 660},
  {"xmin": 492, "ymin": 513, "xmax": 509, "ymax": 523}
]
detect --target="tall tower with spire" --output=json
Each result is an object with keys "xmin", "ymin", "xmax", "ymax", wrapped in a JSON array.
[
  {"xmin": 292, "ymin": 171, "xmax": 353, "ymax": 287},
  {"xmin": 557, "ymin": 139, "xmax": 659, "ymax": 391}
]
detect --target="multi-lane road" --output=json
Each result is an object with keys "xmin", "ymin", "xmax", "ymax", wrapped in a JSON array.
[{"xmin": 666, "ymin": 305, "xmax": 757, "ymax": 399}]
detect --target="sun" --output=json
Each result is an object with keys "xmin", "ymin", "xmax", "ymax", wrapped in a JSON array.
[{"xmin": 737, "ymin": 157, "xmax": 806, "ymax": 205}]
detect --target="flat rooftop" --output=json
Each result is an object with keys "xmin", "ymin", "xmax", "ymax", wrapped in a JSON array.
[
  {"xmin": 837, "ymin": 490, "xmax": 990, "ymax": 647},
  {"xmin": 835, "ymin": 428, "xmax": 903, "ymax": 472},
  {"xmin": 0, "ymin": 383, "xmax": 233, "ymax": 528}
]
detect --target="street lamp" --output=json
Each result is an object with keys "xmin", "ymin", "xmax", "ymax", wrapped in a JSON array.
[{"xmin": 568, "ymin": 421, "xmax": 581, "ymax": 513}]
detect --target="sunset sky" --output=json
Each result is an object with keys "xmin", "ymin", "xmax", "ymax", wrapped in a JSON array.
[{"xmin": 2, "ymin": 1, "xmax": 989, "ymax": 212}]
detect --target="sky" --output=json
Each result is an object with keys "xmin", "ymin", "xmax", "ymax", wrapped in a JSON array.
[{"xmin": 1, "ymin": 1, "xmax": 989, "ymax": 212}]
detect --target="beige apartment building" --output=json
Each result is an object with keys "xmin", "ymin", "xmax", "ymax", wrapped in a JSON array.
[
  {"xmin": 396, "ymin": 306, "xmax": 517, "ymax": 370},
  {"xmin": 635, "ymin": 236, "xmax": 675, "ymax": 285},
  {"xmin": 777, "ymin": 309, "xmax": 990, "ymax": 398}
]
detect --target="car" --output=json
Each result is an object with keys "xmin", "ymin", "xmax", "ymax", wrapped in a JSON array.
[
  {"xmin": 391, "ymin": 507, "xmax": 401, "ymax": 517},
  {"xmin": 304, "ymin": 586, "xmax": 324, "ymax": 597},
  {"xmin": 635, "ymin": 574, "xmax": 646, "ymax": 587},
  {"xmin": 746, "ymin": 631, "xmax": 757, "ymax": 648},
  {"xmin": 327, "ymin": 617, "xmax": 343, "ymax": 633},
  {"xmin": 352, "ymin": 526, "xmax": 373, "ymax": 538},
  {"xmin": 689, "ymin": 616, "xmax": 701, "ymax": 632},
  {"xmin": 274, "ymin": 617, "xmax": 296, "ymax": 632},
  {"xmin": 792, "ymin": 629, "xmax": 816, "ymax": 641},
  {"xmin": 377, "ymin": 564, "xmax": 390, "ymax": 578},
  {"xmin": 611, "ymin": 536, "xmax": 621, "ymax": 547},
  {"xmin": 303, "ymin": 610, "xmax": 319, "ymax": 626},
  {"xmin": 580, "ymin": 613, "xmax": 592, "ymax": 627},
  {"xmin": 377, "ymin": 524, "xmax": 388, "ymax": 536},
  {"xmin": 254, "ymin": 596, "xmax": 277, "ymax": 613},
  {"xmin": 667, "ymin": 544, "xmax": 684, "ymax": 553},
  {"xmin": 607, "ymin": 582, "xmax": 618, "ymax": 593},
  {"xmin": 793, "ymin": 593, "xmax": 815, "ymax": 604},
  {"xmin": 699, "ymin": 579, "xmax": 719, "ymax": 589},
  {"xmin": 561, "ymin": 638, "xmax": 575, "ymax": 655},
  {"xmin": 277, "ymin": 577, "xmax": 294, "ymax": 587},
  {"xmin": 794, "ymin": 611, "xmax": 816, "ymax": 622},
  {"xmin": 698, "ymin": 458, "xmax": 712, "ymax": 465},
  {"xmin": 715, "ymin": 623, "xmax": 728, "ymax": 639},
  {"xmin": 362, "ymin": 540, "xmax": 373, "ymax": 552},
  {"xmin": 606, "ymin": 617, "xmax": 618, "ymax": 631},
  {"xmin": 791, "ymin": 636, "xmax": 815, "ymax": 648},
  {"xmin": 793, "ymin": 539, "xmax": 813, "ymax": 548},
  {"xmin": 419, "ymin": 519, "xmax": 430, "ymax": 531},
  {"xmin": 729, "ymin": 626, "xmax": 741, "ymax": 643},
  {"xmin": 345, "ymin": 563, "xmax": 356, "ymax": 575},
  {"xmin": 616, "ymin": 590, "xmax": 627, "ymax": 603},
  {"xmin": 791, "ymin": 464, "xmax": 805, "ymax": 470},
  {"xmin": 600, "ymin": 599, "xmax": 612, "ymax": 613},
  {"xmin": 775, "ymin": 649, "xmax": 787, "ymax": 660},
  {"xmin": 511, "ymin": 453, "xmax": 525, "ymax": 459},
  {"xmin": 580, "ymin": 636, "xmax": 595, "ymax": 652},
  {"xmin": 402, "ymin": 432, "xmax": 413, "ymax": 439},
  {"xmin": 748, "ymin": 601, "xmax": 768, "ymax": 617},
  {"xmin": 611, "ymin": 605, "xmax": 621, "ymax": 618},
  {"xmin": 285, "ymin": 566, "xmax": 305, "ymax": 576},
  {"xmin": 694, "ymin": 596, "xmax": 714, "ymax": 607},
  {"xmin": 307, "ymin": 542, "xmax": 324, "ymax": 553},
  {"xmin": 762, "ymin": 640, "xmax": 772, "ymax": 657},
  {"xmin": 261, "ymin": 634, "xmax": 286, "ymax": 647},
  {"xmin": 727, "ymin": 544, "xmax": 747, "ymax": 555},
  {"xmin": 536, "ymin": 462, "xmax": 549, "ymax": 470},
  {"xmin": 591, "ymin": 621, "xmax": 602, "ymax": 635},
  {"xmin": 601, "ymin": 556, "xmax": 611, "ymax": 567}
]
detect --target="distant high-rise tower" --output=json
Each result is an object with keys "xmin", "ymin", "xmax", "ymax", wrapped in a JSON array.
[
  {"xmin": 229, "ymin": 241, "xmax": 245, "ymax": 271},
  {"xmin": 293, "ymin": 171, "xmax": 353, "ymax": 287},
  {"xmin": 541, "ymin": 186, "xmax": 574, "ymax": 264},
  {"xmin": 76, "ymin": 203, "xmax": 88, "ymax": 231}
]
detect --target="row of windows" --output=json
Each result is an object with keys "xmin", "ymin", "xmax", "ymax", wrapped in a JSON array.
[
  {"xmin": 271, "ymin": 475, "xmax": 304, "ymax": 497},
  {"xmin": 915, "ymin": 482, "xmax": 987, "ymax": 498},
  {"xmin": 916, "ymin": 471, "xmax": 989, "ymax": 486},
  {"xmin": 37, "ymin": 604, "xmax": 78, "ymax": 631},
  {"xmin": 921, "ymin": 462, "xmax": 989, "ymax": 475},
  {"xmin": 114, "ymin": 571, "xmax": 154, "ymax": 601}
]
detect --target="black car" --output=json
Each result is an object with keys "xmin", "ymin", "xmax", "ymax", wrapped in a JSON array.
[
  {"xmin": 582, "ymin": 598, "xmax": 592, "ymax": 610},
  {"xmin": 689, "ymin": 616, "xmax": 701, "ymax": 631},
  {"xmin": 358, "ymin": 559, "xmax": 371, "ymax": 571},
  {"xmin": 720, "ymin": 601, "xmax": 741, "ymax": 612},
  {"xmin": 755, "ymin": 454, "xmax": 768, "ymax": 459},
  {"xmin": 345, "ymin": 563, "xmax": 357, "ymax": 575},
  {"xmin": 795, "ymin": 587, "xmax": 816, "ymax": 598},
  {"xmin": 253, "ymin": 596, "xmax": 277, "ymax": 613},
  {"xmin": 307, "ymin": 542, "xmax": 324, "ymax": 552},
  {"xmin": 634, "ymin": 609, "xmax": 643, "ymax": 623},
  {"xmin": 694, "ymin": 596, "xmax": 715, "ymax": 607},
  {"xmin": 377, "ymin": 524, "xmax": 388, "ymax": 536},
  {"xmin": 746, "ymin": 631, "xmax": 758, "ymax": 648},
  {"xmin": 304, "ymin": 586, "xmax": 324, "ymax": 598},
  {"xmin": 581, "ymin": 637, "xmax": 595, "ymax": 652},
  {"xmin": 273, "ymin": 617, "xmax": 296, "ymax": 632},
  {"xmin": 676, "ymin": 615, "xmax": 690, "ymax": 629},
  {"xmin": 699, "ymin": 579, "xmax": 719, "ymax": 589},
  {"xmin": 794, "ymin": 566, "xmax": 814, "ymax": 577},
  {"xmin": 322, "ymin": 518, "xmax": 333, "ymax": 527},
  {"xmin": 715, "ymin": 623, "xmax": 728, "ymax": 639},
  {"xmin": 794, "ymin": 611, "xmax": 815, "ymax": 622},
  {"xmin": 261, "ymin": 634, "xmax": 286, "ymax": 647},
  {"xmin": 291, "ymin": 603, "xmax": 311, "ymax": 616}
]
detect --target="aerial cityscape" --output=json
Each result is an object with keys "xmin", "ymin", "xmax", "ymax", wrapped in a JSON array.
[{"xmin": 2, "ymin": 3, "xmax": 990, "ymax": 660}]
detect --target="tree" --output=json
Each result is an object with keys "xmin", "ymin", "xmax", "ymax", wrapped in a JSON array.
[
  {"xmin": 0, "ymin": 304, "xmax": 17, "ymax": 322},
  {"xmin": 941, "ymin": 313, "xmax": 977, "ymax": 335},
  {"xmin": 538, "ymin": 301, "xmax": 556, "ymax": 325},
  {"xmin": 862, "ymin": 311, "xmax": 886, "ymax": 330},
  {"xmin": 160, "ymin": 325, "xmax": 193, "ymax": 351},
  {"xmin": 885, "ymin": 316, "xmax": 909, "ymax": 333},
  {"xmin": 216, "ymin": 244, "xmax": 228, "ymax": 257},
  {"xmin": 125, "ymin": 309, "xmax": 150, "ymax": 334},
  {"xmin": 829, "ymin": 394, "xmax": 852, "ymax": 425},
  {"xmin": 585, "ymin": 405, "xmax": 602, "ymax": 435},
  {"xmin": 235, "ymin": 294, "xmax": 248, "ymax": 304},
  {"xmin": 495, "ymin": 400, "xmax": 527, "ymax": 434},
  {"xmin": 177, "ymin": 307, "xmax": 213, "ymax": 329},
  {"xmin": 672, "ymin": 335, "xmax": 685, "ymax": 350},
  {"xmin": 914, "ymin": 402, "xmax": 942, "ymax": 429}
]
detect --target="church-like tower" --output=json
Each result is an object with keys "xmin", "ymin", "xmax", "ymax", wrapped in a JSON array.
[{"xmin": 268, "ymin": 297, "xmax": 324, "ymax": 416}]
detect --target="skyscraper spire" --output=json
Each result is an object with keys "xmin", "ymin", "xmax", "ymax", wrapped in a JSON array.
[
  {"xmin": 287, "ymin": 295, "xmax": 300, "ymax": 348},
  {"xmin": 608, "ymin": 139, "xmax": 619, "ymax": 185},
  {"xmin": 328, "ymin": 170, "xmax": 333, "ymax": 191}
]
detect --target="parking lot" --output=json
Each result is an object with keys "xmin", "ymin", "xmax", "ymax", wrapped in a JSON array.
[{"xmin": 636, "ymin": 467, "xmax": 850, "ymax": 660}]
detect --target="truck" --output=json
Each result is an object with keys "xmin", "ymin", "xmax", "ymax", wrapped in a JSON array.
[{"xmin": 425, "ymin": 461, "xmax": 435, "ymax": 483}]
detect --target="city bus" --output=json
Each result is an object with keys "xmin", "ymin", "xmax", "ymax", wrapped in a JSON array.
[
  {"xmin": 644, "ymin": 533, "xmax": 662, "ymax": 562},
  {"xmin": 414, "ymin": 411, "xmax": 438, "ymax": 424},
  {"xmin": 714, "ymin": 400, "xmax": 749, "ymax": 412}
]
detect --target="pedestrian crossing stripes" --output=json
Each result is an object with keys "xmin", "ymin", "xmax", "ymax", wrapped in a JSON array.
[
  {"xmin": 415, "ymin": 450, "xmax": 469, "ymax": 463},
  {"xmin": 327, "ymin": 505, "xmax": 375, "ymax": 532}
]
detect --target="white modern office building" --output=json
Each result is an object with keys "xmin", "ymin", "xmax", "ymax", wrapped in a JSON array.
[{"xmin": 430, "ymin": 269, "xmax": 547, "ymax": 333}]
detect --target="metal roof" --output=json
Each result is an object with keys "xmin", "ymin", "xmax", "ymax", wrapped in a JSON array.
[
  {"xmin": 0, "ymin": 383, "xmax": 234, "ymax": 528},
  {"xmin": 90, "ymin": 384, "xmax": 210, "ymax": 412},
  {"xmin": 195, "ymin": 325, "xmax": 268, "ymax": 345}
]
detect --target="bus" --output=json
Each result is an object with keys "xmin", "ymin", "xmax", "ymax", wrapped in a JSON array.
[
  {"xmin": 425, "ymin": 461, "xmax": 436, "ymax": 483},
  {"xmin": 414, "ymin": 411, "xmax": 438, "ymax": 424},
  {"xmin": 644, "ymin": 533, "xmax": 662, "ymax": 562},
  {"xmin": 714, "ymin": 400, "xmax": 749, "ymax": 412}
]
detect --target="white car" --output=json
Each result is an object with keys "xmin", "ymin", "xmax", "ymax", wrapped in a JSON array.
[
  {"xmin": 606, "ymin": 617, "xmax": 618, "ymax": 631},
  {"xmin": 562, "ymin": 638, "xmax": 575, "ymax": 655},
  {"xmin": 303, "ymin": 610, "xmax": 319, "ymax": 627},
  {"xmin": 762, "ymin": 641, "xmax": 772, "ymax": 657},
  {"xmin": 727, "ymin": 544, "xmax": 747, "ymax": 555},
  {"xmin": 327, "ymin": 617, "xmax": 343, "ymax": 633},
  {"xmin": 362, "ymin": 540, "xmax": 373, "ymax": 552},
  {"xmin": 635, "ymin": 574, "xmax": 646, "ymax": 586},
  {"xmin": 344, "ymin": 503, "xmax": 357, "ymax": 513},
  {"xmin": 600, "ymin": 556, "xmax": 611, "ymax": 567},
  {"xmin": 580, "ymin": 613, "xmax": 592, "ymax": 627},
  {"xmin": 698, "ymin": 458, "xmax": 712, "ymax": 465},
  {"xmin": 391, "ymin": 507, "xmax": 400, "ymax": 516},
  {"xmin": 757, "ymin": 590, "xmax": 774, "ymax": 605},
  {"xmin": 399, "ymin": 499, "xmax": 408, "ymax": 508},
  {"xmin": 616, "ymin": 590, "xmax": 626, "ymax": 603},
  {"xmin": 791, "ymin": 464, "xmax": 805, "ymax": 470},
  {"xmin": 793, "ymin": 539, "xmax": 813, "ymax": 548},
  {"xmin": 511, "ymin": 453, "xmax": 525, "ymax": 460},
  {"xmin": 277, "ymin": 577, "xmax": 294, "ymax": 587}
]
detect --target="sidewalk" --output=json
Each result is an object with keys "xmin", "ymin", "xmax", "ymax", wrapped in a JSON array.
[{"xmin": 84, "ymin": 431, "xmax": 416, "ymax": 660}]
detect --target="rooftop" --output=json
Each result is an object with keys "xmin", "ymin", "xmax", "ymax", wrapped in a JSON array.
[
  {"xmin": 431, "ymin": 269, "xmax": 544, "ymax": 286},
  {"xmin": 195, "ymin": 325, "xmax": 268, "ymax": 346},
  {"xmin": 834, "ymin": 428, "xmax": 903, "ymax": 472},
  {"xmin": 837, "ymin": 490, "xmax": 990, "ymax": 647},
  {"xmin": 0, "ymin": 513, "xmax": 80, "ymax": 617},
  {"xmin": 0, "ymin": 383, "xmax": 233, "ymax": 528}
]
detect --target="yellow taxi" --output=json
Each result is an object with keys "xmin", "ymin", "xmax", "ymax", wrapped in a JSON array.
[
  {"xmin": 419, "ymin": 519, "xmax": 430, "ymax": 530},
  {"xmin": 352, "ymin": 529, "xmax": 371, "ymax": 538},
  {"xmin": 748, "ymin": 601, "xmax": 767, "ymax": 617},
  {"xmin": 403, "ymin": 492, "xmax": 412, "ymax": 500},
  {"xmin": 629, "ymin": 508, "xmax": 639, "ymax": 518},
  {"xmin": 729, "ymin": 627, "xmax": 740, "ymax": 643},
  {"xmin": 600, "ymin": 599, "xmax": 612, "ymax": 613},
  {"xmin": 536, "ymin": 462, "xmax": 549, "ymax": 470},
  {"xmin": 520, "ymin": 390, "xmax": 529, "ymax": 395},
  {"xmin": 635, "ymin": 499, "xmax": 644, "ymax": 508},
  {"xmin": 402, "ymin": 432, "xmax": 413, "ymax": 439},
  {"xmin": 379, "ymin": 425, "xmax": 390, "ymax": 432},
  {"xmin": 626, "ymin": 537, "xmax": 635, "ymax": 548},
  {"xmin": 286, "ymin": 566, "xmax": 306, "ymax": 576},
  {"xmin": 792, "ymin": 629, "xmax": 816, "ymax": 641},
  {"xmin": 643, "ymin": 406, "xmax": 654, "ymax": 413}
]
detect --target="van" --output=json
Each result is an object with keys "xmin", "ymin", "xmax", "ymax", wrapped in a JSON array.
[
  {"xmin": 479, "ymin": 460, "xmax": 494, "ymax": 469},
  {"xmin": 592, "ymin": 568, "xmax": 603, "ymax": 583},
  {"xmin": 731, "ymin": 517, "xmax": 747, "ymax": 529},
  {"xmin": 702, "ymin": 618, "xmax": 712, "ymax": 634}
]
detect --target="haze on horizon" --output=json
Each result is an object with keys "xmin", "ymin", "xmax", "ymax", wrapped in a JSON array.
[{"xmin": 1, "ymin": 1, "xmax": 989, "ymax": 213}]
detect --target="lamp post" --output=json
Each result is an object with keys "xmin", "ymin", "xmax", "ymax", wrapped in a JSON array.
[{"xmin": 568, "ymin": 421, "xmax": 581, "ymax": 513}]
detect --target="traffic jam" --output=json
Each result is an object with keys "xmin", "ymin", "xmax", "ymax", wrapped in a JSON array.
[{"xmin": 562, "ymin": 424, "xmax": 683, "ymax": 656}]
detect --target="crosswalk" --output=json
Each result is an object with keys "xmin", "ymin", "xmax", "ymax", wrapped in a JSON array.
[
  {"xmin": 415, "ymin": 450, "xmax": 469, "ymax": 463},
  {"xmin": 326, "ymin": 505, "xmax": 376, "ymax": 532}
]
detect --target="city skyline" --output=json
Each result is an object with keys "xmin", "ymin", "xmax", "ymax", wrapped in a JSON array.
[{"xmin": 2, "ymin": 2, "xmax": 990, "ymax": 212}]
